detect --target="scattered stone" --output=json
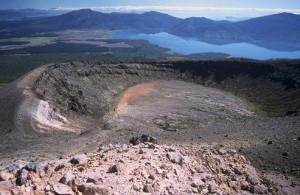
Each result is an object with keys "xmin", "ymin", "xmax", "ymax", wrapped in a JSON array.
[
  {"xmin": 218, "ymin": 149, "xmax": 227, "ymax": 155},
  {"xmin": 45, "ymin": 185, "xmax": 51, "ymax": 192},
  {"xmin": 70, "ymin": 154, "xmax": 88, "ymax": 165},
  {"xmin": 52, "ymin": 183, "xmax": 74, "ymax": 195},
  {"xmin": 5, "ymin": 161, "xmax": 26, "ymax": 174},
  {"xmin": 148, "ymin": 173, "xmax": 155, "ymax": 180},
  {"xmin": 0, "ymin": 144, "xmax": 279, "ymax": 194},
  {"xmin": 129, "ymin": 134, "xmax": 157, "ymax": 145},
  {"xmin": 16, "ymin": 169, "xmax": 28, "ymax": 186},
  {"xmin": 282, "ymin": 152, "xmax": 289, "ymax": 158},
  {"xmin": 228, "ymin": 149, "xmax": 237, "ymax": 154},
  {"xmin": 0, "ymin": 181, "xmax": 13, "ymax": 194},
  {"xmin": 191, "ymin": 179, "xmax": 204, "ymax": 188},
  {"xmin": 246, "ymin": 172, "xmax": 260, "ymax": 185},
  {"xmin": 0, "ymin": 171, "xmax": 13, "ymax": 181},
  {"xmin": 233, "ymin": 167, "xmax": 243, "ymax": 175},
  {"xmin": 129, "ymin": 137, "xmax": 140, "ymax": 145},
  {"xmin": 208, "ymin": 182, "xmax": 218, "ymax": 193},
  {"xmin": 138, "ymin": 149, "xmax": 144, "ymax": 154},
  {"xmin": 107, "ymin": 164, "xmax": 120, "ymax": 174},
  {"xmin": 132, "ymin": 184, "xmax": 141, "ymax": 192},
  {"xmin": 77, "ymin": 183, "xmax": 109, "ymax": 195},
  {"xmin": 268, "ymin": 141, "xmax": 273, "ymax": 145},
  {"xmin": 86, "ymin": 177, "xmax": 96, "ymax": 184},
  {"xmin": 143, "ymin": 184, "xmax": 154, "ymax": 193},
  {"xmin": 84, "ymin": 172, "xmax": 102, "ymax": 185},
  {"xmin": 140, "ymin": 134, "xmax": 157, "ymax": 144},
  {"xmin": 59, "ymin": 171, "xmax": 75, "ymax": 186},
  {"xmin": 25, "ymin": 161, "xmax": 39, "ymax": 172},
  {"xmin": 54, "ymin": 163, "xmax": 65, "ymax": 172},
  {"xmin": 254, "ymin": 184, "xmax": 268, "ymax": 194},
  {"xmin": 167, "ymin": 152, "xmax": 184, "ymax": 165},
  {"xmin": 192, "ymin": 187, "xmax": 198, "ymax": 193},
  {"xmin": 28, "ymin": 171, "xmax": 42, "ymax": 186}
]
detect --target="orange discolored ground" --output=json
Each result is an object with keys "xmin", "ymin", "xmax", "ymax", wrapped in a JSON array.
[{"xmin": 116, "ymin": 81, "xmax": 158, "ymax": 113}]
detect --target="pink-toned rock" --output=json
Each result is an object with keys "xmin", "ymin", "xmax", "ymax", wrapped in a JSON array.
[
  {"xmin": 167, "ymin": 152, "xmax": 184, "ymax": 165},
  {"xmin": 52, "ymin": 183, "xmax": 74, "ymax": 195},
  {"xmin": 28, "ymin": 172, "xmax": 42, "ymax": 185},
  {"xmin": 59, "ymin": 171, "xmax": 75, "ymax": 186},
  {"xmin": 0, "ymin": 191, "xmax": 11, "ymax": 195},
  {"xmin": 0, "ymin": 181, "xmax": 13, "ymax": 195},
  {"xmin": 0, "ymin": 172, "xmax": 13, "ymax": 181},
  {"xmin": 85, "ymin": 172, "xmax": 103, "ymax": 185},
  {"xmin": 208, "ymin": 182, "xmax": 218, "ymax": 193},
  {"xmin": 77, "ymin": 183, "xmax": 109, "ymax": 195},
  {"xmin": 246, "ymin": 168, "xmax": 260, "ymax": 185},
  {"xmin": 0, "ymin": 144, "xmax": 281, "ymax": 194},
  {"xmin": 218, "ymin": 149, "xmax": 227, "ymax": 155}
]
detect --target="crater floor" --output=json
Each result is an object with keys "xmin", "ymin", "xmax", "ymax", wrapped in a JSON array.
[{"xmin": 0, "ymin": 62, "xmax": 299, "ymax": 194}]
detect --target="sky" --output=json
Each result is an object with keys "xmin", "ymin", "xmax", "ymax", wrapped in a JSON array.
[{"xmin": 1, "ymin": 0, "xmax": 300, "ymax": 20}]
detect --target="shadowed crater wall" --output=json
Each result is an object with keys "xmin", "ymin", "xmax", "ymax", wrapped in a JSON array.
[{"xmin": 34, "ymin": 60, "xmax": 300, "ymax": 118}]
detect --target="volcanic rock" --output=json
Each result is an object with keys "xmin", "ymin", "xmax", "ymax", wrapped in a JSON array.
[
  {"xmin": 0, "ymin": 181, "xmax": 13, "ymax": 194},
  {"xmin": 16, "ymin": 169, "xmax": 28, "ymax": 186},
  {"xmin": 59, "ymin": 171, "xmax": 75, "ymax": 186},
  {"xmin": 0, "ymin": 171, "xmax": 13, "ymax": 181},
  {"xmin": 129, "ymin": 134, "xmax": 157, "ymax": 145},
  {"xmin": 53, "ymin": 183, "xmax": 74, "ymax": 195},
  {"xmin": 77, "ymin": 183, "xmax": 109, "ymax": 195},
  {"xmin": 107, "ymin": 164, "xmax": 120, "ymax": 174},
  {"xmin": 70, "ymin": 154, "xmax": 87, "ymax": 165},
  {"xmin": 167, "ymin": 151, "xmax": 184, "ymax": 165}
]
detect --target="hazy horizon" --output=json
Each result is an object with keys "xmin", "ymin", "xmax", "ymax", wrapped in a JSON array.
[{"xmin": 1, "ymin": 0, "xmax": 300, "ymax": 20}]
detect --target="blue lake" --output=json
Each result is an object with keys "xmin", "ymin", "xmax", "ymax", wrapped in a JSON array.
[{"xmin": 112, "ymin": 31, "xmax": 300, "ymax": 60}]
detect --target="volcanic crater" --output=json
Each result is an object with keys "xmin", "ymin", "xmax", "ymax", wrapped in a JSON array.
[{"xmin": 0, "ymin": 60, "xmax": 300, "ymax": 194}]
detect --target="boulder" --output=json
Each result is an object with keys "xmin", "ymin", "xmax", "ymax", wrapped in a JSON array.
[
  {"xmin": 82, "ymin": 171, "xmax": 103, "ymax": 185},
  {"xmin": 59, "ymin": 171, "xmax": 75, "ymax": 186},
  {"xmin": 143, "ymin": 184, "xmax": 154, "ymax": 193},
  {"xmin": 25, "ymin": 161, "xmax": 47, "ymax": 177},
  {"xmin": 70, "ymin": 154, "xmax": 88, "ymax": 165},
  {"xmin": 0, "ymin": 181, "xmax": 13, "ymax": 194},
  {"xmin": 77, "ymin": 183, "xmax": 109, "ymax": 195},
  {"xmin": 167, "ymin": 152, "xmax": 184, "ymax": 165},
  {"xmin": 129, "ymin": 134, "xmax": 157, "ymax": 145},
  {"xmin": 0, "ymin": 191, "xmax": 11, "ymax": 195},
  {"xmin": 53, "ymin": 183, "xmax": 74, "ymax": 195},
  {"xmin": 28, "ymin": 172, "xmax": 42, "ymax": 186},
  {"xmin": 218, "ymin": 149, "xmax": 227, "ymax": 155},
  {"xmin": 16, "ymin": 169, "xmax": 28, "ymax": 186},
  {"xmin": 107, "ymin": 164, "xmax": 120, "ymax": 174},
  {"xmin": 0, "ymin": 171, "xmax": 13, "ymax": 181},
  {"xmin": 54, "ymin": 163, "xmax": 65, "ymax": 172}
]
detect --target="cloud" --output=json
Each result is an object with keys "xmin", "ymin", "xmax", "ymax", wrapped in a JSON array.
[
  {"xmin": 54, "ymin": 6, "xmax": 300, "ymax": 19},
  {"xmin": 56, "ymin": 5, "xmax": 300, "ymax": 13}
]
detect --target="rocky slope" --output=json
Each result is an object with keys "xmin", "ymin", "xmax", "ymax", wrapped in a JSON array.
[
  {"xmin": 0, "ymin": 60, "xmax": 299, "ymax": 194},
  {"xmin": 0, "ymin": 139, "xmax": 287, "ymax": 195}
]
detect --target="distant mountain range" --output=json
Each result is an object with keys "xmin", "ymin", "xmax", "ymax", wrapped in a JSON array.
[
  {"xmin": 1, "ymin": 9, "xmax": 300, "ymax": 44},
  {"xmin": 0, "ymin": 8, "xmax": 65, "ymax": 21}
]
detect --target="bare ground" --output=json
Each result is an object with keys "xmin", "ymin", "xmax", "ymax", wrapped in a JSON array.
[{"xmin": 0, "ymin": 63, "xmax": 299, "ymax": 194}]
